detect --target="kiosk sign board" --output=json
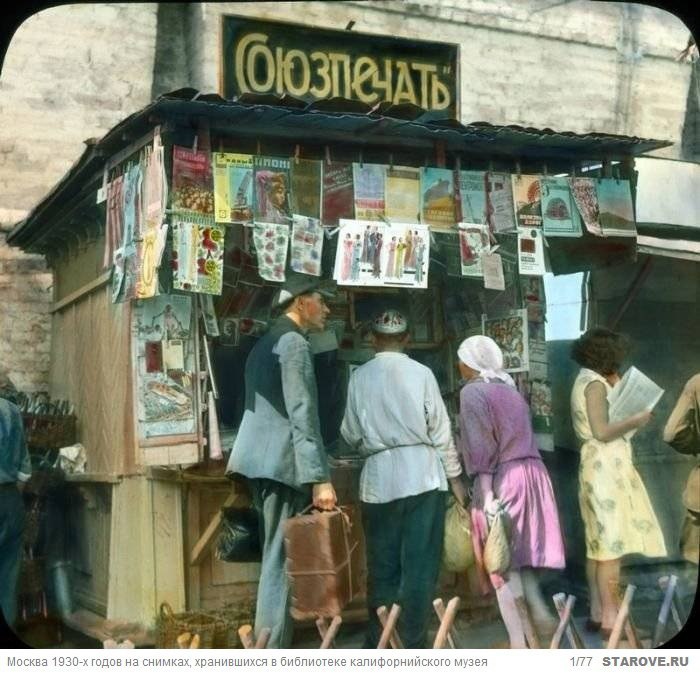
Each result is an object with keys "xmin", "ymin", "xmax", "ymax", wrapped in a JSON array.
[{"xmin": 221, "ymin": 16, "xmax": 459, "ymax": 118}]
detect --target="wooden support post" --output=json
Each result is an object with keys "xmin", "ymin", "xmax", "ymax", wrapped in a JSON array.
[
  {"xmin": 189, "ymin": 492, "xmax": 242, "ymax": 566},
  {"xmin": 238, "ymin": 624, "xmax": 255, "ymax": 649},
  {"xmin": 433, "ymin": 597, "xmax": 460, "ymax": 649},
  {"xmin": 317, "ymin": 616, "xmax": 342, "ymax": 649},
  {"xmin": 659, "ymin": 575, "xmax": 686, "ymax": 630},
  {"xmin": 514, "ymin": 596, "xmax": 541, "ymax": 649},
  {"xmin": 255, "ymin": 628, "xmax": 271, "ymax": 649},
  {"xmin": 549, "ymin": 595, "xmax": 576, "ymax": 649},
  {"xmin": 607, "ymin": 584, "xmax": 638, "ymax": 649},
  {"xmin": 653, "ymin": 575, "xmax": 678, "ymax": 647},
  {"xmin": 553, "ymin": 593, "xmax": 583, "ymax": 648},
  {"xmin": 432, "ymin": 598, "xmax": 459, "ymax": 649},
  {"xmin": 377, "ymin": 604, "xmax": 404, "ymax": 649}
]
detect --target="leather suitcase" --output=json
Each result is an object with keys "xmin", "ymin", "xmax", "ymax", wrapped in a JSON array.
[{"xmin": 284, "ymin": 506, "xmax": 363, "ymax": 619}]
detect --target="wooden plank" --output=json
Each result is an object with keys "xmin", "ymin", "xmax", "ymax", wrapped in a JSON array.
[
  {"xmin": 377, "ymin": 604, "xmax": 403, "ymax": 649},
  {"xmin": 553, "ymin": 592, "xmax": 583, "ymax": 649},
  {"xmin": 189, "ymin": 491, "xmax": 240, "ymax": 566},
  {"xmin": 432, "ymin": 598, "xmax": 458, "ymax": 649},
  {"xmin": 51, "ymin": 270, "xmax": 111, "ymax": 313},
  {"xmin": 607, "ymin": 584, "xmax": 637, "ymax": 649},
  {"xmin": 140, "ymin": 434, "xmax": 199, "ymax": 448},
  {"xmin": 141, "ymin": 443, "xmax": 199, "ymax": 466},
  {"xmin": 549, "ymin": 595, "xmax": 576, "ymax": 649},
  {"xmin": 433, "ymin": 596, "xmax": 460, "ymax": 649},
  {"xmin": 186, "ymin": 484, "xmax": 201, "ymax": 610}
]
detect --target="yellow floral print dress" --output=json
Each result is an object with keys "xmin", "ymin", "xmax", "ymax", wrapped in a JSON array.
[{"xmin": 571, "ymin": 368, "xmax": 667, "ymax": 561}]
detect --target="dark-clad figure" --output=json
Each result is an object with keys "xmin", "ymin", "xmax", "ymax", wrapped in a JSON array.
[{"xmin": 0, "ymin": 372, "xmax": 31, "ymax": 630}]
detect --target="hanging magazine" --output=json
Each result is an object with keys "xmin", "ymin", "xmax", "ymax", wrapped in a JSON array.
[
  {"xmin": 457, "ymin": 170, "xmax": 488, "ymax": 224},
  {"xmin": 253, "ymin": 222, "xmax": 289, "ymax": 282},
  {"xmin": 482, "ymin": 309, "xmax": 529, "ymax": 373},
  {"xmin": 333, "ymin": 219, "xmax": 429, "ymax": 289},
  {"xmin": 421, "ymin": 167, "xmax": 455, "ymax": 229},
  {"xmin": 486, "ymin": 172, "xmax": 517, "ymax": 233},
  {"xmin": 322, "ymin": 162, "xmax": 354, "ymax": 227},
  {"xmin": 291, "ymin": 214, "xmax": 323, "ymax": 276},
  {"xmin": 353, "ymin": 163, "xmax": 386, "ymax": 221},
  {"xmin": 596, "ymin": 178, "xmax": 637, "ymax": 237},
  {"xmin": 540, "ymin": 177, "xmax": 583, "ymax": 237},
  {"xmin": 517, "ymin": 227, "xmax": 547, "ymax": 276},
  {"xmin": 512, "ymin": 175, "xmax": 543, "ymax": 228},
  {"xmin": 385, "ymin": 166, "xmax": 420, "ymax": 223},
  {"xmin": 172, "ymin": 216, "xmax": 225, "ymax": 295},
  {"xmin": 212, "ymin": 152, "xmax": 254, "ymax": 223},
  {"xmin": 254, "ymin": 156, "xmax": 291, "ymax": 224},
  {"xmin": 568, "ymin": 177, "xmax": 603, "ymax": 236},
  {"xmin": 172, "ymin": 146, "xmax": 215, "ymax": 216},
  {"xmin": 458, "ymin": 223, "xmax": 489, "ymax": 277},
  {"xmin": 291, "ymin": 158, "xmax": 323, "ymax": 220}
]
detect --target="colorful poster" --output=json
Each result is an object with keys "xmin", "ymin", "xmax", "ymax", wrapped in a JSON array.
[
  {"xmin": 540, "ymin": 177, "xmax": 583, "ymax": 237},
  {"xmin": 291, "ymin": 159, "xmax": 323, "ymax": 220},
  {"xmin": 486, "ymin": 172, "xmax": 517, "ymax": 233},
  {"xmin": 353, "ymin": 163, "xmax": 386, "ymax": 221},
  {"xmin": 333, "ymin": 219, "xmax": 429, "ymax": 288},
  {"xmin": 103, "ymin": 174, "xmax": 125, "ymax": 270},
  {"xmin": 253, "ymin": 222, "xmax": 289, "ymax": 282},
  {"xmin": 172, "ymin": 217, "xmax": 225, "ymax": 295},
  {"xmin": 521, "ymin": 276, "xmax": 546, "ymax": 323},
  {"xmin": 254, "ymin": 156, "xmax": 291, "ymax": 224},
  {"xmin": 291, "ymin": 215, "xmax": 323, "ymax": 276},
  {"xmin": 530, "ymin": 379, "xmax": 553, "ymax": 433},
  {"xmin": 385, "ymin": 166, "xmax": 420, "ymax": 223},
  {"xmin": 596, "ymin": 178, "xmax": 636, "ymax": 237},
  {"xmin": 458, "ymin": 223, "xmax": 489, "ymax": 277},
  {"xmin": 322, "ymin": 162, "xmax": 354, "ymax": 227},
  {"xmin": 457, "ymin": 170, "xmax": 487, "ymax": 224},
  {"xmin": 212, "ymin": 152, "xmax": 253, "ymax": 223},
  {"xmin": 172, "ymin": 146, "xmax": 214, "ymax": 216},
  {"xmin": 512, "ymin": 175, "xmax": 542, "ymax": 228},
  {"xmin": 134, "ymin": 295, "xmax": 196, "ymax": 438},
  {"xmin": 517, "ymin": 226, "xmax": 547, "ymax": 276},
  {"xmin": 482, "ymin": 309, "xmax": 529, "ymax": 373},
  {"xmin": 420, "ymin": 167, "xmax": 455, "ymax": 229},
  {"xmin": 143, "ymin": 141, "xmax": 166, "ymax": 224},
  {"xmin": 568, "ymin": 177, "xmax": 603, "ymax": 236}
]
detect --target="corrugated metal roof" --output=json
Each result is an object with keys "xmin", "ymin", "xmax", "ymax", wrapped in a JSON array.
[{"xmin": 8, "ymin": 89, "xmax": 672, "ymax": 252}]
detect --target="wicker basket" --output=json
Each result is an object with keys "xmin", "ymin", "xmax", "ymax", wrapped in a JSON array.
[
  {"xmin": 22, "ymin": 414, "xmax": 77, "ymax": 451},
  {"xmin": 210, "ymin": 597, "xmax": 257, "ymax": 649},
  {"xmin": 156, "ymin": 602, "xmax": 218, "ymax": 649}
]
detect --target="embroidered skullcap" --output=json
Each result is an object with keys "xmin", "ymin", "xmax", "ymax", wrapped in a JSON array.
[
  {"xmin": 372, "ymin": 309, "xmax": 408, "ymax": 335},
  {"xmin": 457, "ymin": 335, "xmax": 515, "ymax": 387}
]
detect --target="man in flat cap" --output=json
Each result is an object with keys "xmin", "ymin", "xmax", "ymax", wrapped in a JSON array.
[
  {"xmin": 341, "ymin": 310, "xmax": 466, "ymax": 648},
  {"xmin": 226, "ymin": 272, "xmax": 337, "ymax": 648}
]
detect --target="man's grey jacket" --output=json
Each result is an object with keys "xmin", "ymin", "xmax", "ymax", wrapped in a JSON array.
[{"xmin": 225, "ymin": 315, "xmax": 330, "ymax": 492}]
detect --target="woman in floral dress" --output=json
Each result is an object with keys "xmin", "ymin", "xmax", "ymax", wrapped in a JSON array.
[{"xmin": 570, "ymin": 328, "xmax": 666, "ymax": 638}]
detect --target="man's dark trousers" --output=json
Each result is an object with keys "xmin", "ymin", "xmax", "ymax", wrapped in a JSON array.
[{"xmin": 361, "ymin": 489, "xmax": 446, "ymax": 649}]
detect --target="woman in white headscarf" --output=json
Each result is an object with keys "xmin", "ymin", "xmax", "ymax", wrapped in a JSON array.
[{"xmin": 456, "ymin": 336, "xmax": 565, "ymax": 647}]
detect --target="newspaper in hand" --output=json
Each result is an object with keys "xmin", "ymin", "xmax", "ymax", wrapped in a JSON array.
[{"xmin": 608, "ymin": 366, "xmax": 664, "ymax": 438}]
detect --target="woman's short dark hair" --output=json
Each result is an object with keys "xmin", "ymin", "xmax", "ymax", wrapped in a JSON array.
[{"xmin": 570, "ymin": 328, "xmax": 630, "ymax": 375}]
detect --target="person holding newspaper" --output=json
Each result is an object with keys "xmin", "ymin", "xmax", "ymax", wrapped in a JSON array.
[{"xmin": 570, "ymin": 328, "xmax": 666, "ymax": 639}]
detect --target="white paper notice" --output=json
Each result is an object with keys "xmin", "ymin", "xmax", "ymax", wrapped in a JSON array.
[
  {"xmin": 517, "ymin": 226, "xmax": 547, "ymax": 276},
  {"xmin": 482, "ymin": 252, "xmax": 505, "ymax": 290}
]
